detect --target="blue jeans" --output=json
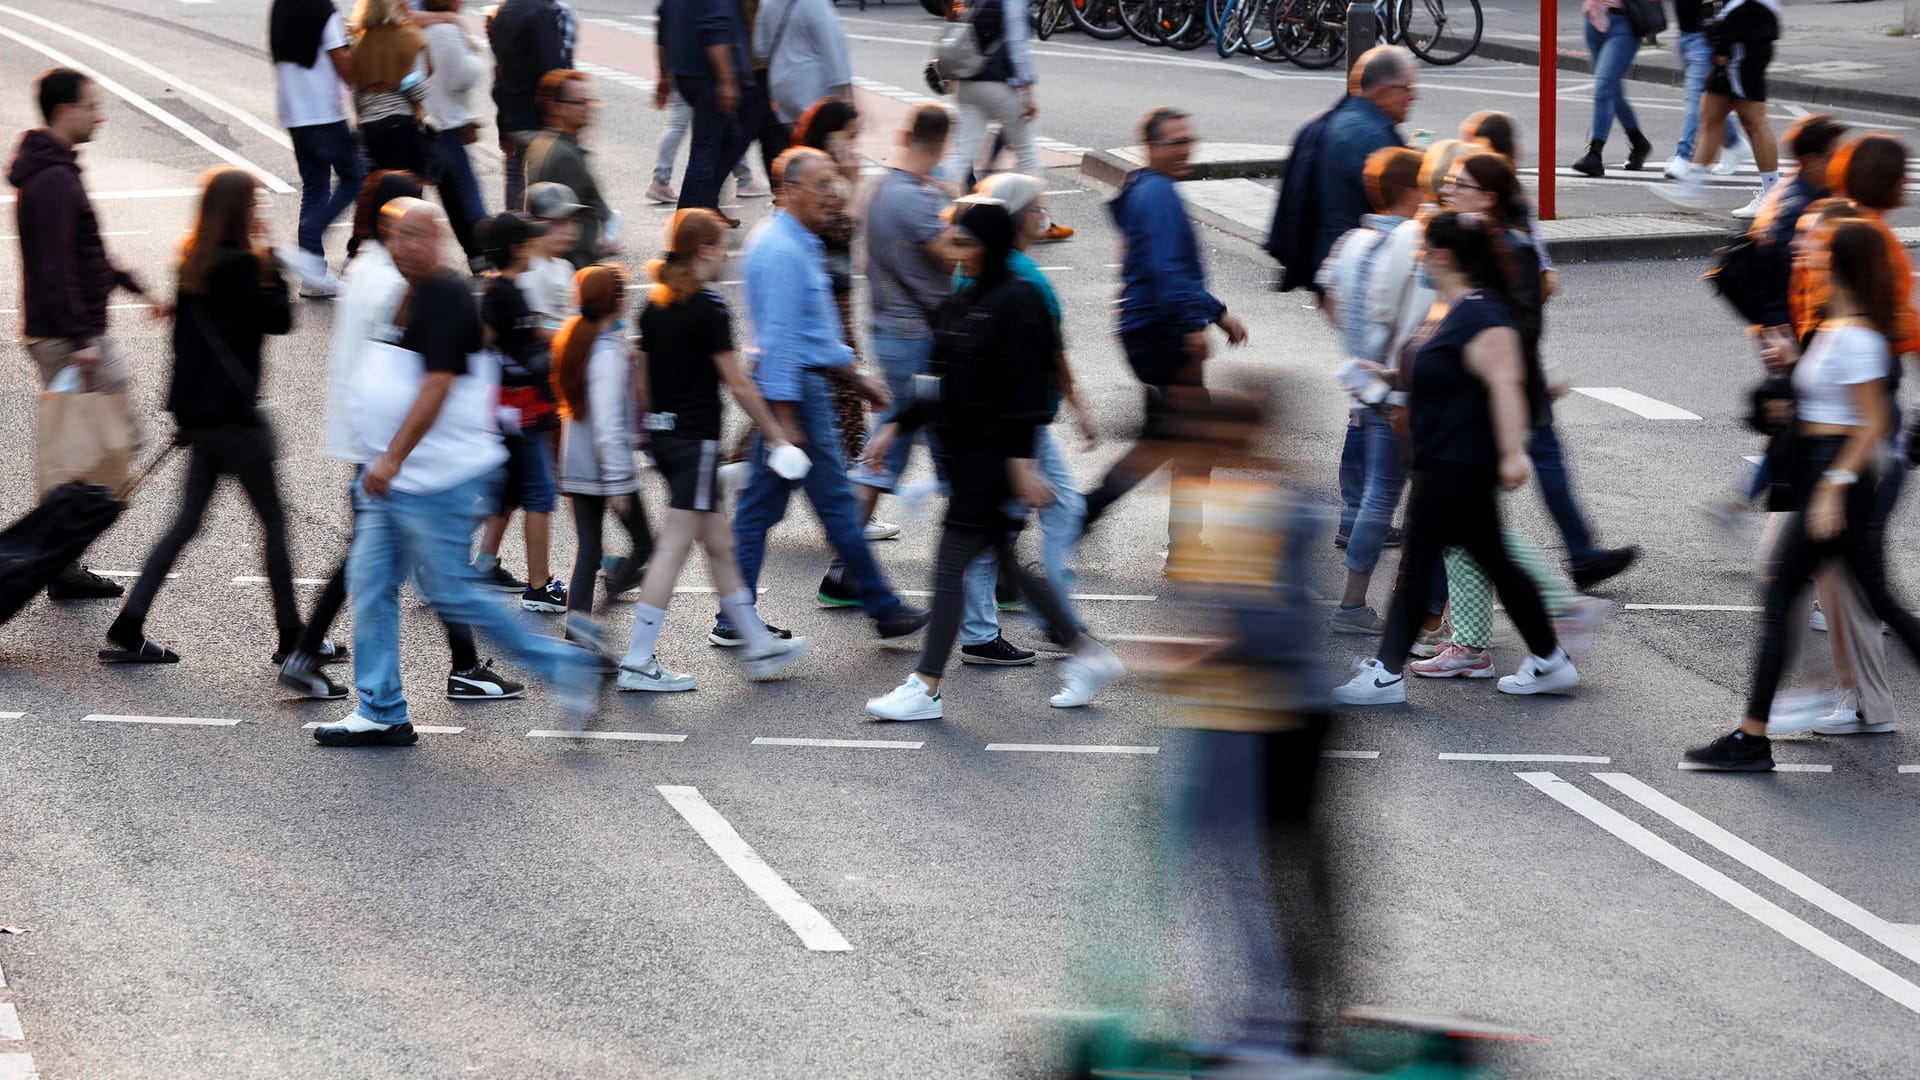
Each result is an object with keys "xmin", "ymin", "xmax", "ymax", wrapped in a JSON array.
[
  {"xmin": 434, "ymin": 127, "xmax": 488, "ymax": 258},
  {"xmin": 1676, "ymin": 30, "xmax": 1745, "ymax": 162},
  {"xmin": 725, "ymin": 372, "xmax": 905, "ymax": 625},
  {"xmin": 347, "ymin": 470, "xmax": 590, "ymax": 725},
  {"xmin": 853, "ymin": 331, "xmax": 940, "ymax": 491},
  {"xmin": 655, "ymin": 92, "xmax": 754, "ymax": 186},
  {"xmin": 1586, "ymin": 12, "xmax": 1642, "ymax": 142},
  {"xmin": 1337, "ymin": 414, "xmax": 1366, "ymax": 538},
  {"xmin": 1342, "ymin": 409, "xmax": 1405, "ymax": 576},
  {"xmin": 961, "ymin": 426, "xmax": 1085, "ymax": 646},
  {"xmin": 288, "ymin": 120, "xmax": 363, "ymax": 256},
  {"xmin": 1528, "ymin": 422, "xmax": 1601, "ymax": 567}
]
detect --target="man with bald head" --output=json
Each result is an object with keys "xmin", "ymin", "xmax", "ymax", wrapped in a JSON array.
[
  {"xmin": 1311, "ymin": 46, "xmax": 1414, "ymax": 285},
  {"xmin": 312, "ymin": 198, "xmax": 596, "ymax": 746}
]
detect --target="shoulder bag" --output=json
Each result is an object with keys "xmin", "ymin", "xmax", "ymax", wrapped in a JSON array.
[{"xmin": 1622, "ymin": 0, "xmax": 1668, "ymax": 38}]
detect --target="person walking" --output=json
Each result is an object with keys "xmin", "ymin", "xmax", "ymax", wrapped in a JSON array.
[
  {"xmin": 791, "ymin": 98, "xmax": 871, "ymax": 472},
  {"xmin": 717, "ymin": 147, "xmax": 926, "ymax": 644},
  {"xmin": 1331, "ymin": 212, "xmax": 1577, "ymax": 707},
  {"xmin": 525, "ymin": 71, "xmax": 619, "ymax": 269},
  {"xmin": 1685, "ymin": 220, "xmax": 1920, "ymax": 771},
  {"xmin": 656, "ymin": 0, "xmax": 753, "ymax": 221},
  {"xmin": 487, "ymin": 0, "xmax": 575, "ymax": 213},
  {"xmin": 1665, "ymin": 0, "xmax": 1750, "ymax": 181},
  {"xmin": 862, "ymin": 199, "xmax": 1121, "ymax": 721},
  {"xmin": 616, "ymin": 209, "xmax": 813, "ymax": 690},
  {"xmin": 756, "ymin": 0, "xmax": 853, "ymax": 135},
  {"xmin": 313, "ymin": 198, "xmax": 597, "ymax": 747},
  {"xmin": 1571, "ymin": 0, "xmax": 1654, "ymax": 178},
  {"xmin": 419, "ymin": 0, "xmax": 489, "ymax": 269},
  {"xmin": 1309, "ymin": 46, "xmax": 1413, "ymax": 291},
  {"xmin": 270, "ymin": 0, "xmax": 362, "ymax": 297},
  {"xmin": 553, "ymin": 264, "xmax": 653, "ymax": 649},
  {"xmin": 1081, "ymin": 107, "xmax": 1248, "ymax": 557},
  {"xmin": 9, "ymin": 68, "xmax": 167, "ymax": 603},
  {"xmin": 346, "ymin": 0, "xmax": 431, "ymax": 174},
  {"xmin": 1656, "ymin": 0, "xmax": 1783, "ymax": 219},
  {"xmin": 936, "ymin": 2, "xmax": 1072, "ymax": 241},
  {"xmin": 101, "ymin": 169, "xmax": 304, "ymax": 667},
  {"xmin": 646, "ymin": 89, "xmax": 766, "ymax": 207}
]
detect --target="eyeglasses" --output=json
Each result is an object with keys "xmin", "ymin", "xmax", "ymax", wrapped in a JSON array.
[
  {"xmin": 795, "ymin": 176, "xmax": 851, "ymax": 198},
  {"xmin": 556, "ymin": 96, "xmax": 597, "ymax": 107},
  {"xmin": 1388, "ymin": 83, "xmax": 1417, "ymax": 94},
  {"xmin": 1154, "ymin": 136, "xmax": 1200, "ymax": 148},
  {"xmin": 1442, "ymin": 176, "xmax": 1483, "ymax": 192}
]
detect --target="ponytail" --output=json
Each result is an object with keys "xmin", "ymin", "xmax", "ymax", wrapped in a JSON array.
[
  {"xmin": 647, "ymin": 208, "xmax": 727, "ymax": 307},
  {"xmin": 551, "ymin": 263, "xmax": 626, "ymax": 419}
]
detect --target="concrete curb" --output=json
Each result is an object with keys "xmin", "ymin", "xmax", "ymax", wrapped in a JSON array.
[
  {"xmin": 1081, "ymin": 147, "xmax": 1289, "ymax": 188},
  {"xmin": 1474, "ymin": 38, "xmax": 1920, "ymax": 118}
]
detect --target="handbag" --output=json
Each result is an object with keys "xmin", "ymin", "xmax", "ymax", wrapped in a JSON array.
[
  {"xmin": 1622, "ymin": 0, "xmax": 1668, "ymax": 38},
  {"xmin": 932, "ymin": 0, "xmax": 990, "ymax": 83},
  {"xmin": 35, "ymin": 385, "xmax": 133, "ymax": 499},
  {"xmin": 1703, "ymin": 233, "xmax": 1774, "ymax": 326}
]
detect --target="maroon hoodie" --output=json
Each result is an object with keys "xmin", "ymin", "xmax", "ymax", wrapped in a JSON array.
[{"xmin": 7, "ymin": 128, "xmax": 142, "ymax": 343}]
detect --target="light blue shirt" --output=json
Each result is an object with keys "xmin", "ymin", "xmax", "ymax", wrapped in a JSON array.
[{"xmin": 742, "ymin": 210, "xmax": 854, "ymax": 403}]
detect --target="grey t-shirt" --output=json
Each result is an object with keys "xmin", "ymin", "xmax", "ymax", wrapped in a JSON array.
[{"xmin": 864, "ymin": 168, "xmax": 949, "ymax": 340}]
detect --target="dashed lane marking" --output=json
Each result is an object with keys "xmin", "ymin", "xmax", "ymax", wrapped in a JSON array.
[
  {"xmin": 233, "ymin": 576, "xmax": 331, "ymax": 586},
  {"xmin": 1322, "ymin": 750, "xmax": 1381, "ymax": 759},
  {"xmin": 82, "ymin": 714, "xmax": 240, "ymax": 727},
  {"xmin": 1678, "ymin": 762, "xmax": 1832, "ymax": 772},
  {"xmin": 0, "ymin": 713, "xmax": 21, "ymax": 720},
  {"xmin": 1626, "ymin": 604, "xmax": 1763, "ymax": 613},
  {"xmin": 0, "ymin": 1054, "xmax": 39, "ymax": 1080},
  {"xmin": 1439, "ymin": 753, "xmax": 1611, "ymax": 763},
  {"xmin": 985, "ymin": 743, "xmax": 1159, "ymax": 755},
  {"xmin": 752, "ymin": 737, "xmax": 924, "ymax": 750},
  {"xmin": 0, "ymin": 1004, "xmax": 19, "ymax": 1040},
  {"xmin": 301, "ymin": 723, "xmax": 465, "ymax": 735},
  {"xmin": 1571, "ymin": 387, "xmax": 1702, "ymax": 420},
  {"xmin": 0, "ymin": 188, "xmax": 200, "ymax": 205},
  {"xmin": 657, "ymin": 785, "xmax": 853, "ymax": 952},
  {"xmin": 527, "ymin": 730, "xmax": 686, "ymax": 743},
  {"xmin": 1901, "ymin": 765, "xmax": 1920, "ymax": 774}
]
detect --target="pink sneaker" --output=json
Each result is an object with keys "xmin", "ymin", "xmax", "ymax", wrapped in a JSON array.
[{"xmin": 1409, "ymin": 643, "xmax": 1495, "ymax": 679}]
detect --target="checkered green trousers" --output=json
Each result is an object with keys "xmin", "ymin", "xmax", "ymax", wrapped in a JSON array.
[{"xmin": 1444, "ymin": 531, "xmax": 1575, "ymax": 649}]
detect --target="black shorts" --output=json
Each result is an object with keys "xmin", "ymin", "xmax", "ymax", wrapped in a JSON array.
[
  {"xmin": 1707, "ymin": 7, "xmax": 1778, "ymax": 102},
  {"xmin": 651, "ymin": 435, "xmax": 722, "ymax": 512}
]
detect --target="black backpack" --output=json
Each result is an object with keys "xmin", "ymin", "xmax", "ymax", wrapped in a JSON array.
[{"xmin": 1703, "ymin": 232, "xmax": 1775, "ymax": 326}]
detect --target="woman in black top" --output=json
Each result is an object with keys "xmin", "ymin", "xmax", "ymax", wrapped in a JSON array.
[
  {"xmin": 104, "ymin": 168, "xmax": 306, "ymax": 666},
  {"xmin": 1332, "ymin": 211, "xmax": 1573, "ymax": 707},
  {"xmin": 858, "ymin": 200, "xmax": 1122, "ymax": 722}
]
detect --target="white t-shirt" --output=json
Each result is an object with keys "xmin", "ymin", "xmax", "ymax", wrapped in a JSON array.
[
  {"xmin": 1793, "ymin": 324, "xmax": 1889, "ymax": 427},
  {"xmin": 275, "ymin": 13, "xmax": 350, "ymax": 129},
  {"xmin": 518, "ymin": 255, "xmax": 577, "ymax": 332}
]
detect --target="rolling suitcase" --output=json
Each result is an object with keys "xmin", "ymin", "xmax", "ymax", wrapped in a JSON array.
[{"xmin": 0, "ymin": 447, "xmax": 175, "ymax": 627}]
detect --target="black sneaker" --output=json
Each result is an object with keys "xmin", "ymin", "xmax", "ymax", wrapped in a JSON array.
[
  {"xmin": 994, "ymin": 582, "xmax": 1024, "ymax": 612},
  {"xmin": 1572, "ymin": 546, "xmax": 1640, "ymax": 592},
  {"xmin": 447, "ymin": 659, "xmax": 527, "ymax": 700},
  {"xmin": 480, "ymin": 562, "xmax": 527, "ymax": 592},
  {"xmin": 1383, "ymin": 526, "xmax": 1403, "ymax": 548},
  {"xmin": 271, "ymin": 638, "xmax": 348, "ymax": 666},
  {"xmin": 708, "ymin": 621, "xmax": 794, "ymax": 647},
  {"xmin": 49, "ymin": 565, "xmax": 124, "ymax": 600},
  {"xmin": 961, "ymin": 636, "xmax": 1037, "ymax": 666},
  {"xmin": 279, "ymin": 654, "xmax": 348, "ymax": 700},
  {"xmin": 1332, "ymin": 532, "xmax": 1350, "ymax": 550},
  {"xmin": 874, "ymin": 608, "xmax": 929, "ymax": 639},
  {"xmin": 521, "ymin": 577, "xmax": 567, "ymax": 613},
  {"xmin": 1035, "ymin": 625, "xmax": 1077, "ymax": 653},
  {"xmin": 816, "ymin": 566, "xmax": 862, "ymax": 608},
  {"xmin": 1683, "ymin": 730, "xmax": 1774, "ymax": 772},
  {"xmin": 313, "ymin": 714, "xmax": 418, "ymax": 747}
]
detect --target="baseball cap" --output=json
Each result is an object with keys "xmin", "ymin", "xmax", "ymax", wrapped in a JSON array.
[
  {"xmin": 525, "ymin": 181, "xmax": 590, "ymax": 220},
  {"xmin": 479, "ymin": 211, "xmax": 548, "ymax": 259}
]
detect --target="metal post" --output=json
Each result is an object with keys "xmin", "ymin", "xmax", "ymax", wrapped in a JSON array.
[
  {"xmin": 1540, "ymin": 0, "xmax": 1556, "ymax": 220},
  {"xmin": 1346, "ymin": 2, "xmax": 1377, "ymax": 76}
]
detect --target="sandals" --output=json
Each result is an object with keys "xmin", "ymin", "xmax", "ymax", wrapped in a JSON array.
[{"xmin": 98, "ymin": 638, "xmax": 180, "ymax": 664}]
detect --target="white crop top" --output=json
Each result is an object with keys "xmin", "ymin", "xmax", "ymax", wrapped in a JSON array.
[{"xmin": 1793, "ymin": 323, "xmax": 1889, "ymax": 426}]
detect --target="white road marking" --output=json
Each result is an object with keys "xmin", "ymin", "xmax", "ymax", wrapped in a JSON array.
[
  {"xmin": 657, "ymin": 785, "xmax": 852, "ymax": 952},
  {"xmin": 1744, "ymin": 455, "xmax": 1766, "ymax": 465},
  {"xmin": 0, "ymin": 4, "xmax": 292, "ymax": 150},
  {"xmin": 0, "ymin": 303, "xmax": 149, "ymax": 317},
  {"xmin": 1572, "ymin": 387, "xmax": 1702, "ymax": 420},
  {"xmin": 0, "ymin": 187, "xmax": 202, "ymax": 204},
  {"xmin": 1519, "ymin": 771, "xmax": 1920, "ymax": 1015},
  {"xmin": 527, "ymin": 730, "xmax": 686, "ymax": 742},
  {"xmin": 1322, "ymin": 750, "xmax": 1381, "ymax": 759},
  {"xmin": 1593, "ymin": 773, "xmax": 1920, "ymax": 967},
  {"xmin": 0, "ymin": 961, "xmax": 5, "ymax": 986},
  {"xmin": 0, "ymin": 1004, "xmax": 19, "ymax": 1040},
  {"xmin": 1677, "ymin": 761, "xmax": 1832, "ymax": 773},
  {"xmin": 752, "ymin": 737, "xmax": 924, "ymax": 750},
  {"xmin": 1626, "ymin": 604, "xmax": 1763, "ymax": 613},
  {"xmin": 985, "ymin": 743, "xmax": 1159, "ymax": 755},
  {"xmin": 92, "ymin": 571, "xmax": 173, "ymax": 580},
  {"xmin": 1439, "ymin": 753, "xmax": 1611, "ymax": 763},
  {"xmin": 896, "ymin": 590, "xmax": 1155, "ymax": 601},
  {"xmin": 232, "ymin": 576, "xmax": 331, "ymax": 586},
  {"xmin": 0, "ymin": 1053, "xmax": 39, "ymax": 1080},
  {"xmin": 0, "ymin": 230, "xmax": 144, "ymax": 240},
  {"xmin": 1109, "ymin": 634, "xmax": 1225, "ymax": 646},
  {"xmin": 0, "ymin": 713, "xmax": 21, "ymax": 720},
  {"xmin": 1900, "ymin": 765, "xmax": 1920, "ymax": 774},
  {"xmin": 83, "ymin": 714, "xmax": 240, "ymax": 727},
  {"xmin": 0, "ymin": 25, "xmax": 292, "ymax": 193},
  {"xmin": 301, "ymin": 723, "xmax": 465, "ymax": 735}
]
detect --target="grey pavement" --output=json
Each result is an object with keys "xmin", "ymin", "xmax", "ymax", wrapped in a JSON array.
[{"xmin": 3, "ymin": 2, "xmax": 1920, "ymax": 1079}]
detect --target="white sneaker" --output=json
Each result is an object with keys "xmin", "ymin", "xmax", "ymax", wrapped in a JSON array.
[
  {"xmin": 1662, "ymin": 155, "xmax": 1692, "ymax": 181},
  {"xmin": 741, "ymin": 635, "xmax": 812, "ymax": 680},
  {"xmin": 864, "ymin": 518, "xmax": 903, "ymax": 542},
  {"xmin": 866, "ymin": 674, "xmax": 943, "ymax": 721},
  {"xmin": 1711, "ymin": 154, "xmax": 1740, "ymax": 176},
  {"xmin": 1411, "ymin": 622, "xmax": 1451, "ymax": 660},
  {"xmin": 1731, "ymin": 192, "xmax": 1765, "ymax": 220},
  {"xmin": 1809, "ymin": 603, "xmax": 1828, "ymax": 633},
  {"xmin": 1812, "ymin": 704, "xmax": 1896, "ymax": 736},
  {"xmin": 1051, "ymin": 642, "xmax": 1124, "ymax": 708},
  {"xmin": 734, "ymin": 174, "xmax": 771, "ymax": 199},
  {"xmin": 645, "ymin": 178, "xmax": 677, "ymax": 205},
  {"xmin": 1767, "ymin": 687, "xmax": 1838, "ymax": 732},
  {"xmin": 1331, "ymin": 658, "xmax": 1406, "ymax": 706},
  {"xmin": 1496, "ymin": 651, "xmax": 1579, "ymax": 696},
  {"xmin": 616, "ymin": 657, "xmax": 698, "ymax": 692},
  {"xmin": 1653, "ymin": 183, "xmax": 1711, "ymax": 211},
  {"xmin": 1553, "ymin": 597, "xmax": 1613, "ymax": 660}
]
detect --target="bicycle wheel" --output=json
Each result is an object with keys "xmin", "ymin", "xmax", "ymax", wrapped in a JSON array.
[
  {"xmin": 1207, "ymin": 0, "xmax": 1237, "ymax": 56},
  {"xmin": 1066, "ymin": 0, "xmax": 1131, "ymax": 39},
  {"xmin": 1398, "ymin": 0, "xmax": 1482, "ymax": 65},
  {"xmin": 1268, "ymin": 0, "xmax": 1344, "ymax": 68},
  {"xmin": 1119, "ymin": 0, "xmax": 1165, "ymax": 45},
  {"xmin": 1235, "ymin": 0, "xmax": 1276, "ymax": 55},
  {"xmin": 1158, "ymin": 0, "xmax": 1211, "ymax": 50},
  {"xmin": 1037, "ymin": 0, "xmax": 1068, "ymax": 38}
]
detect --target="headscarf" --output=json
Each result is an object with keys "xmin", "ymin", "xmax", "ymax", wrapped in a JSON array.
[
  {"xmin": 954, "ymin": 199, "xmax": 1015, "ymax": 290},
  {"xmin": 270, "ymin": 0, "xmax": 338, "ymax": 68}
]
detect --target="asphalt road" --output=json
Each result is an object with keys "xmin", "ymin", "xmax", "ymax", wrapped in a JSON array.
[{"xmin": 2, "ymin": 3, "xmax": 1919, "ymax": 1079}]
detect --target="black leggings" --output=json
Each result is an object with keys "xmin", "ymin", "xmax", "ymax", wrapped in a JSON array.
[
  {"xmin": 566, "ymin": 492, "xmax": 652, "ymax": 622},
  {"xmin": 1747, "ymin": 460, "xmax": 1920, "ymax": 721},
  {"xmin": 917, "ymin": 524, "xmax": 1081, "ymax": 680},
  {"xmin": 120, "ymin": 424, "xmax": 301, "ymax": 651},
  {"xmin": 1378, "ymin": 463, "xmax": 1558, "ymax": 674}
]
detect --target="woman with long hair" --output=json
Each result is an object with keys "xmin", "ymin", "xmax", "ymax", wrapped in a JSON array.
[
  {"xmin": 103, "ymin": 169, "xmax": 304, "ymax": 667},
  {"xmin": 1687, "ymin": 220, "xmax": 1920, "ymax": 770},
  {"xmin": 347, "ymin": 0, "xmax": 431, "ymax": 173},
  {"xmin": 417, "ymin": 0, "xmax": 489, "ymax": 268},
  {"xmin": 1571, "ymin": 0, "xmax": 1653, "ymax": 177},
  {"xmin": 554, "ymin": 264, "xmax": 652, "ymax": 649},
  {"xmin": 615, "ymin": 209, "xmax": 813, "ymax": 691},
  {"xmin": 1333, "ymin": 212, "xmax": 1575, "ymax": 706}
]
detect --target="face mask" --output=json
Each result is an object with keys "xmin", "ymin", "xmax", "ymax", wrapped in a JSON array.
[
  {"xmin": 952, "ymin": 259, "xmax": 968, "ymax": 290},
  {"xmin": 612, "ymin": 317, "xmax": 629, "ymax": 334},
  {"xmin": 1416, "ymin": 266, "xmax": 1434, "ymax": 291}
]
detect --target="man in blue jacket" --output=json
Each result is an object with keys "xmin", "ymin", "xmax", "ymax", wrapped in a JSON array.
[
  {"xmin": 1082, "ymin": 106, "xmax": 1248, "ymax": 553},
  {"xmin": 656, "ymin": 0, "xmax": 754, "ymax": 219},
  {"xmin": 1310, "ymin": 47, "xmax": 1413, "ymax": 287}
]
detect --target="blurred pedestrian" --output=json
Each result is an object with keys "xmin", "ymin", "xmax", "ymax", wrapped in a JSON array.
[
  {"xmin": 646, "ymin": 89, "xmax": 766, "ymax": 206},
  {"xmin": 519, "ymin": 181, "xmax": 588, "ymax": 327},
  {"xmin": 525, "ymin": 70, "xmax": 619, "ymax": 268},
  {"xmin": 270, "ymin": 0, "xmax": 361, "ymax": 297},
  {"xmin": 1571, "ymin": 0, "xmax": 1653, "ymax": 177},
  {"xmin": 757, "ymin": 0, "xmax": 853, "ymax": 132},
  {"xmin": 346, "ymin": 0, "xmax": 431, "ymax": 173},
  {"xmin": 938, "ymin": 2, "xmax": 1072, "ymax": 241},
  {"xmin": 657, "ymin": 0, "xmax": 753, "ymax": 222},
  {"xmin": 617, "ymin": 209, "xmax": 812, "ymax": 690},
  {"xmin": 103, "ymin": 170, "xmax": 303, "ymax": 667},
  {"xmin": 1308, "ymin": 46, "xmax": 1413, "ymax": 290},
  {"xmin": 1666, "ymin": 0, "xmax": 1750, "ymax": 180},
  {"xmin": 1656, "ymin": 0, "xmax": 1783, "ymax": 218},
  {"xmin": 487, "ymin": 0, "xmax": 576, "ymax": 212},
  {"xmin": 418, "ymin": 0, "xmax": 490, "ymax": 270}
]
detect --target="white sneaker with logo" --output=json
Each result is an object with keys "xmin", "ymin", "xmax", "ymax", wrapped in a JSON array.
[
  {"xmin": 1731, "ymin": 192, "xmax": 1766, "ymax": 219},
  {"xmin": 1051, "ymin": 642, "xmax": 1124, "ymax": 708},
  {"xmin": 1332, "ymin": 658, "xmax": 1406, "ymax": 706},
  {"xmin": 1496, "ymin": 651, "xmax": 1579, "ymax": 696},
  {"xmin": 741, "ymin": 635, "xmax": 812, "ymax": 681},
  {"xmin": 866, "ymin": 674, "xmax": 943, "ymax": 721},
  {"xmin": 1811, "ymin": 703, "xmax": 1896, "ymax": 736},
  {"xmin": 616, "ymin": 658, "xmax": 698, "ymax": 692}
]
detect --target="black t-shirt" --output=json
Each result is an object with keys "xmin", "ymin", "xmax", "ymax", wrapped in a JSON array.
[
  {"xmin": 400, "ymin": 270, "xmax": 481, "ymax": 376},
  {"xmin": 1407, "ymin": 291, "xmax": 1515, "ymax": 469},
  {"xmin": 1675, "ymin": 0, "xmax": 1706, "ymax": 33},
  {"xmin": 639, "ymin": 288, "xmax": 734, "ymax": 441},
  {"xmin": 480, "ymin": 274, "xmax": 548, "ymax": 386}
]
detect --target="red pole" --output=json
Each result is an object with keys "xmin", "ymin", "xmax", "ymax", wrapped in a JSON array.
[{"xmin": 1540, "ymin": 0, "xmax": 1557, "ymax": 220}]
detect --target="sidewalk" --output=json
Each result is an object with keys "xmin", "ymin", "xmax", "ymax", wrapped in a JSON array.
[{"xmin": 1478, "ymin": 0, "xmax": 1920, "ymax": 116}]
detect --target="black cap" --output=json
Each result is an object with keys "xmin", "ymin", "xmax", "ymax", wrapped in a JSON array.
[{"xmin": 480, "ymin": 211, "xmax": 547, "ymax": 258}]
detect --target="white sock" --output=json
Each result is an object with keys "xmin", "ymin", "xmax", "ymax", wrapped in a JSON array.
[
  {"xmin": 1684, "ymin": 161, "xmax": 1708, "ymax": 188},
  {"xmin": 1759, "ymin": 170, "xmax": 1781, "ymax": 196},
  {"xmin": 622, "ymin": 603, "xmax": 667, "ymax": 669},
  {"xmin": 718, "ymin": 589, "xmax": 773, "ymax": 652}
]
